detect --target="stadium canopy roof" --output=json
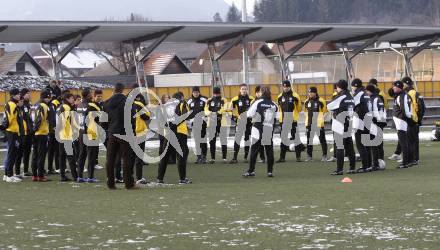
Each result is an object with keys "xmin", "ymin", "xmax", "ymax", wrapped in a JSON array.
[{"xmin": 1, "ymin": 21, "xmax": 440, "ymax": 44}]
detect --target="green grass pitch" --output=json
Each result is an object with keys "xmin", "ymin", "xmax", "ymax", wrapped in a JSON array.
[{"xmin": 1, "ymin": 141, "xmax": 439, "ymax": 249}]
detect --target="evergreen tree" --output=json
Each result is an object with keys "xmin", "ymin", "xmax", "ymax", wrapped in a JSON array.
[
  {"xmin": 226, "ymin": 3, "xmax": 242, "ymax": 23},
  {"xmin": 252, "ymin": 0, "xmax": 439, "ymax": 25},
  {"xmin": 213, "ymin": 12, "xmax": 223, "ymax": 22}
]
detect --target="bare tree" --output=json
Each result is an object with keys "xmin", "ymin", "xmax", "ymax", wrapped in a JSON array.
[{"xmin": 84, "ymin": 13, "xmax": 151, "ymax": 75}]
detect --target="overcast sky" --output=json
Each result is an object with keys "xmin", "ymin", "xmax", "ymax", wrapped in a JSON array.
[
  {"xmin": 225, "ymin": 0, "xmax": 257, "ymax": 15},
  {"xmin": 0, "ymin": 0, "xmax": 237, "ymax": 21}
]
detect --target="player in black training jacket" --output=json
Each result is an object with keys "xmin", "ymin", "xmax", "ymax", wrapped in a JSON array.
[
  {"xmin": 242, "ymin": 86, "xmax": 278, "ymax": 178},
  {"xmin": 187, "ymin": 86, "xmax": 208, "ymax": 164},
  {"xmin": 327, "ymin": 80, "xmax": 356, "ymax": 176}
]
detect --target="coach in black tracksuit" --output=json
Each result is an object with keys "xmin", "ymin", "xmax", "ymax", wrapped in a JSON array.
[
  {"xmin": 242, "ymin": 86, "xmax": 277, "ymax": 177},
  {"xmin": 351, "ymin": 79, "xmax": 372, "ymax": 173},
  {"xmin": 187, "ymin": 87, "xmax": 208, "ymax": 164},
  {"xmin": 391, "ymin": 80, "xmax": 412, "ymax": 169},
  {"xmin": 327, "ymin": 80, "xmax": 356, "ymax": 175},
  {"xmin": 104, "ymin": 83, "xmax": 135, "ymax": 189},
  {"xmin": 230, "ymin": 84, "xmax": 254, "ymax": 164}
]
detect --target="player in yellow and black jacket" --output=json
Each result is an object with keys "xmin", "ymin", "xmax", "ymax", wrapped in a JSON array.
[
  {"xmin": 277, "ymin": 80, "xmax": 305, "ymax": 162},
  {"xmin": 75, "ymin": 88, "xmax": 93, "ymax": 181},
  {"xmin": 131, "ymin": 92, "xmax": 151, "ymax": 184},
  {"xmin": 15, "ymin": 89, "xmax": 33, "ymax": 177},
  {"xmin": 82, "ymin": 89, "xmax": 105, "ymax": 183},
  {"xmin": 57, "ymin": 92, "xmax": 79, "ymax": 182},
  {"xmin": 1, "ymin": 88, "xmax": 23, "ymax": 182},
  {"xmin": 204, "ymin": 86, "xmax": 229, "ymax": 163},
  {"xmin": 47, "ymin": 92, "xmax": 61, "ymax": 174},
  {"xmin": 30, "ymin": 90, "xmax": 52, "ymax": 182},
  {"xmin": 187, "ymin": 86, "xmax": 208, "ymax": 164},
  {"xmin": 403, "ymin": 77, "xmax": 424, "ymax": 166},
  {"xmin": 304, "ymin": 87, "xmax": 328, "ymax": 162},
  {"xmin": 229, "ymin": 84, "xmax": 255, "ymax": 164},
  {"xmin": 157, "ymin": 92, "xmax": 191, "ymax": 184}
]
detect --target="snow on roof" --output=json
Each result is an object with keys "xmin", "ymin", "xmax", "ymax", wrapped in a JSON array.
[{"xmin": 60, "ymin": 48, "xmax": 111, "ymax": 69}]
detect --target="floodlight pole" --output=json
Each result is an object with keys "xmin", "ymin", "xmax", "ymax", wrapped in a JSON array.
[{"xmin": 241, "ymin": 0, "xmax": 249, "ymax": 88}]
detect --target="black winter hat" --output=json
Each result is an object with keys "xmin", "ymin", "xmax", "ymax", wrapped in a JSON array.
[
  {"xmin": 192, "ymin": 86, "xmax": 200, "ymax": 92},
  {"xmin": 20, "ymin": 88, "xmax": 30, "ymax": 96},
  {"xmin": 308, "ymin": 86, "xmax": 318, "ymax": 94},
  {"xmin": 10, "ymin": 88, "xmax": 20, "ymax": 96},
  {"xmin": 336, "ymin": 80, "xmax": 348, "ymax": 90},
  {"xmin": 388, "ymin": 87, "xmax": 395, "ymax": 97},
  {"xmin": 282, "ymin": 80, "xmax": 291, "ymax": 88},
  {"xmin": 393, "ymin": 80, "xmax": 404, "ymax": 89},
  {"xmin": 368, "ymin": 78, "xmax": 378, "ymax": 86},
  {"xmin": 402, "ymin": 76, "xmax": 413, "ymax": 86},
  {"xmin": 213, "ymin": 86, "xmax": 221, "ymax": 95},
  {"xmin": 40, "ymin": 90, "xmax": 51, "ymax": 100},
  {"xmin": 351, "ymin": 78, "xmax": 363, "ymax": 88},
  {"xmin": 365, "ymin": 85, "xmax": 377, "ymax": 93}
]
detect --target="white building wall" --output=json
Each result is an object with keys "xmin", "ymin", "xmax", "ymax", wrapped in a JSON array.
[{"xmin": 9, "ymin": 62, "xmax": 40, "ymax": 76}]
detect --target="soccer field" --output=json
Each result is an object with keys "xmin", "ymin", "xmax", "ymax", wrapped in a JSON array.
[{"xmin": 1, "ymin": 142, "xmax": 439, "ymax": 249}]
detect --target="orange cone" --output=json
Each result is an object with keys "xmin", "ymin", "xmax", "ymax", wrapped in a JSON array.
[{"xmin": 341, "ymin": 177, "xmax": 352, "ymax": 183}]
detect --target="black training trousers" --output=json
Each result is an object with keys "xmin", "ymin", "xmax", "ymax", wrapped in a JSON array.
[
  {"xmin": 47, "ymin": 132, "xmax": 59, "ymax": 171},
  {"xmin": 87, "ymin": 145, "xmax": 99, "ymax": 179},
  {"xmin": 233, "ymin": 119, "xmax": 252, "ymax": 160},
  {"xmin": 59, "ymin": 142, "xmax": 78, "ymax": 180},
  {"xmin": 209, "ymin": 120, "xmax": 227, "ymax": 160},
  {"xmin": 194, "ymin": 121, "xmax": 208, "ymax": 158},
  {"xmin": 5, "ymin": 132, "xmax": 19, "ymax": 177},
  {"xmin": 306, "ymin": 126, "xmax": 328, "ymax": 158},
  {"xmin": 16, "ymin": 134, "xmax": 32, "ymax": 173},
  {"xmin": 247, "ymin": 138, "xmax": 274, "ymax": 174},
  {"xmin": 280, "ymin": 122, "xmax": 303, "ymax": 160},
  {"xmin": 335, "ymin": 136, "xmax": 356, "ymax": 172},
  {"xmin": 158, "ymin": 133, "xmax": 189, "ymax": 181},
  {"xmin": 133, "ymin": 141, "xmax": 146, "ymax": 180},
  {"xmin": 397, "ymin": 130, "xmax": 410, "ymax": 166},
  {"xmin": 31, "ymin": 135, "xmax": 48, "ymax": 178},
  {"xmin": 355, "ymin": 129, "xmax": 372, "ymax": 169},
  {"xmin": 408, "ymin": 123, "xmax": 419, "ymax": 162},
  {"xmin": 105, "ymin": 135, "xmax": 134, "ymax": 189},
  {"xmin": 77, "ymin": 131, "xmax": 88, "ymax": 178}
]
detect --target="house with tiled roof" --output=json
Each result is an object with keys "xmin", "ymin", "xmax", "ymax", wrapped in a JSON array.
[
  {"xmin": 190, "ymin": 42, "xmax": 276, "ymax": 73},
  {"xmin": 0, "ymin": 47, "xmax": 48, "ymax": 76},
  {"xmin": 32, "ymin": 48, "xmax": 111, "ymax": 77}
]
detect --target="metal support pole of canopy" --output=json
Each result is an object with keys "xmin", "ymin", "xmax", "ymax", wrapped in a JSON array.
[
  {"xmin": 269, "ymin": 28, "xmax": 332, "ymax": 85},
  {"xmin": 401, "ymin": 37, "xmax": 438, "ymax": 91},
  {"xmin": 206, "ymin": 34, "xmax": 247, "ymax": 93}
]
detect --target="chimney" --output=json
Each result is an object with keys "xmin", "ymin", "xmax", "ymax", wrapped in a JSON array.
[{"xmin": 0, "ymin": 44, "xmax": 5, "ymax": 57}]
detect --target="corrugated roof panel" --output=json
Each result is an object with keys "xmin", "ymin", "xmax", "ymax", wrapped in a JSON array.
[{"xmin": 1, "ymin": 21, "xmax": 440, "ymax": 44}]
